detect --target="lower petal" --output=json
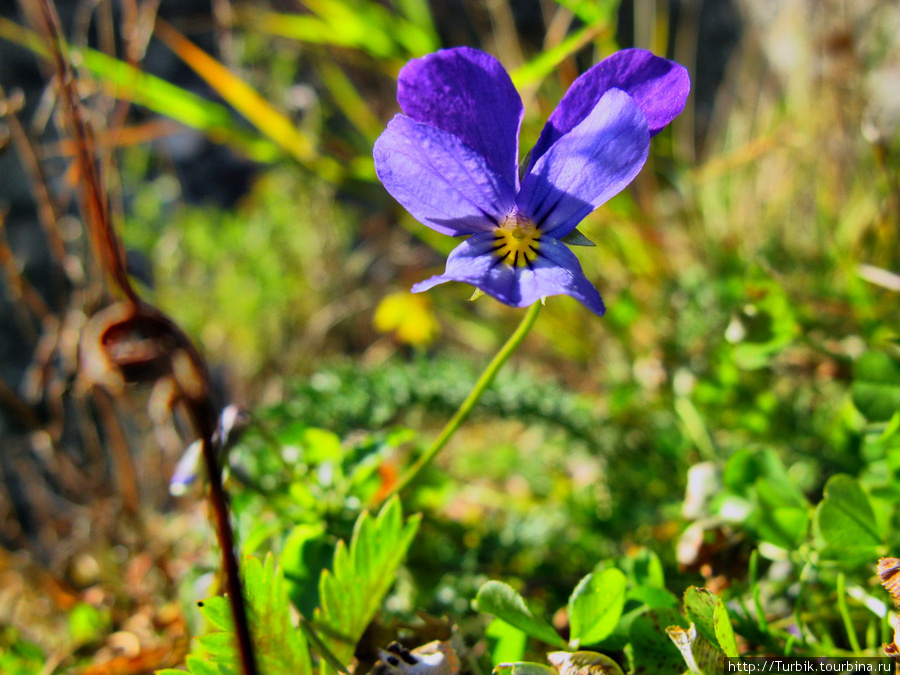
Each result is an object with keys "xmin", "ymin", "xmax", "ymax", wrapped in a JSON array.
[{"xmin": 412, "ymin": 234, "xmax": 606, "ymax": 316}]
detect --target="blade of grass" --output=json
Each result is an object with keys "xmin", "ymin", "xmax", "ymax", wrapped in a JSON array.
[
  {"xmin": 0, "ymin": 16, "xmax": 283, "ymax": 161},
  {"xmin": 246, "ymin": 0, "xmax": 435, "ymax": 60},
  {"xmin": 510, "ymin": 20, "xmax": 611, "ymax": 90},
  {"xmin": 153, "ymin": 17, "xmax": 342, "ymax": 181},
  {"xmin": 316, "ymin": 59, "xmax": 383, "ymax": 143}
]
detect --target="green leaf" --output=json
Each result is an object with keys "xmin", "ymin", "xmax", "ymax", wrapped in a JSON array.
[
  {"xmin": 314, "ymin": 497, "xmax": 421, "ymax": 674},
  {"xmin": 626, "ymin": 586, "xmax": 678, "ymax": 611},
  {"xmin": 752, "ymin": 478, "xmax": 809, "ymax": 549},
  {"xmin": 624, "ymin": 549, "xmax": 666, "ymax": 589},
  {"xmin": 666, "ymin": 623, "xmax": 724, "ymax": 675},
  {"xmin": 476, "ymin": 581, "xmax": 567, "ymax": 648},
  {"xmin": 815, "ymin": 474, "xmax": 882, "ymax": 554},
  {"xmin": 547, "ymin": 650, "xmax": 625, "ymax": 675},
  {"xmin": 493, "ymin": 663, "xmax": 558, "ymax": 675},
  {"xmin": 567, "ymin": 569, "xmax": 627, "ymax": 647},
  {"xmin": 282, "ymin": 522, "xmax": 331, "ymax": 617},
  {"xmin": 626, "ymin": 608, "xmax": 689, "ymax": 675},
  {"xmin": 852, "ymin": 351, "xmax": 900, "ymax": 422},
  {"xmin": 682, "ymin": 587, "xmax": 738, "ymax": 658},
  {"xmin": 486, "ymin": 618, "xmax": 528, "ymax": 665},
  {"xmin": 187, "ymin": 554, "xmax": 312, "ymax": 675},
  {"xmin": 67, "ymin": 602, "xmax": 110, "ymax": 648}
]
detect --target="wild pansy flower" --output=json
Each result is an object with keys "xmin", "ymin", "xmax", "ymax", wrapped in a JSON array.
[{"xmin": 374, "ymin": 47, "xmax": 689, "ymax": 316}]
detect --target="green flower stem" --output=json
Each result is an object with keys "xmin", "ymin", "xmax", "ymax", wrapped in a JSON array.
[{"xmin": 386, "ymin": 300, "xmax": 542, "ymax": 499}]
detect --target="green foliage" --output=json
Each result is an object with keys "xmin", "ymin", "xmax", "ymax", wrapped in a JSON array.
[
  {"xmin": 852, "ymin": 351, "xmax": 900, "ymax": 422},
  {"xmin": 157, "ymin": 555, "xmax": 311, "ymax": 675},
  {"xmin": 314, "ymin": 497, "xmax": 421, "ymax": 675},
  {"xmin": 161, "ymin": 500, "xmax": 417, "ymax": 675},
  {"xmin": 626, "ymin": 609, "xmax": 688, "ymax": 675},
  {"xmin": 567, "ymin": 570, "xmax": 627, "ymax": 648},
  {"xmin": 682, "ymin": 587, "xmax": 738, "ymax": 659},
  {"xmin": 476, "ymin": 581, "xmax": 567, "ymax": 648},
  {"xmin": 814, "ymin": 474, "xmax": 882, "ymax": 561},
  {"xmin": 277, "ymin": 356, "xmax": 601, "ymax": 446},
  {"xmin": 0, "ymin": 628, "xmax": 45, "ymax": 675}
]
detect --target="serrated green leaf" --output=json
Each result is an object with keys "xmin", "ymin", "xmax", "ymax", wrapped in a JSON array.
[
  {"xmin": 476, "ymin": 581, "xmax": 567, "ymax": 648},
  {"xmin": 187, "ymin": 553, "xmax": 311, "ymax": 675},
  {"xmin": 314, "ymin": 497, "xmax": 421, "ymax": 674},
  {"xmin": 198, "ymin": 597, "xmax": 234, "ymax": 633},
  {"xmin": 568, "ymin": 569, "xmax": 627, "ymax": 647},
  {"xmin": 815, "ymin": 474, "xmax": 881, "ymax": 553},
  {"xmin": 184, "ymin": 655, "xmax": 235, "ymax": 675}
]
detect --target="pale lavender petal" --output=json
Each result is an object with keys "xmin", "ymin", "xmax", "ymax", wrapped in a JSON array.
[
  {"xmin": 412, "ymin": 233, "xmax": 606, "ymax": 316},
  {"xmin": 398, "ymin": 47, "xmax": 524, "ymax": 189},
  {"xmin": 374, "ymin": 115, "xmax": 517, "ymax": 236},
  {"xmin": 518, "ymin": 88, "xmax": 649, "ymax": 239},
  {"xmin": 530, "ymin": 48, "xmax": 689, "ymax": 166}
]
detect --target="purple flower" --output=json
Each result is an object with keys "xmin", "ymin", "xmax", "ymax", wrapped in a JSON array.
[{"xmin": 374, "ymin": 47, "xmax": 689, "ymax": 316}]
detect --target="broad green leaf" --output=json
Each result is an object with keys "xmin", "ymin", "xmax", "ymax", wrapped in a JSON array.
[
  {"xmin": 623, "ymin": 548, "xmax": 666, "ymax": 589},
  {"xmin": 626, "ymin": 608, "xmax": 689, "ymax": 675},
  {"xmin": 713, "ymin": 604, "xmax": 739, "ymax": 659},
  {"xmin": 752, "ymin": 478, "xmax": 809, "ymax": 549},
  {"xmin": 626, "ymin": 586, "xmax": 678, "ymax": 610},
  {"xmin": 852, "ymin": 351, "xmax": 900, "ymax": 422},
  {"xmin": 476, "ymin": 581, "xmax": 567, "ymax": 648},
  {"xmin": 815, "ymin": 474, "xmax": 881, "ymax": 553},
  {"xmin": 682, "ymin": 587, "xmax": 738, "ymax": 658},
  {"xmin": 567, "ymin": 569, "xmax": 627, "ymax": 647},
  {"xmin": 548, "ymin": 650, "xmax": 624, "ymax": 675},
  {"xmin": 493, "ymin": 663, "xmax": 558, "ymax": 675},
  {"xmin": 486, "ymin": 618, "xmax": 528, "ymax": 665},
  {"xmin": 314, "ymin": 497, "xmax": 421, "ymax": 674}
]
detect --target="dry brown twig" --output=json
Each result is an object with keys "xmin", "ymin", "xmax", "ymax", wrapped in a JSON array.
[{"xmin": 15, "ymin": 0, "xmax": 261, "ymax": 672}]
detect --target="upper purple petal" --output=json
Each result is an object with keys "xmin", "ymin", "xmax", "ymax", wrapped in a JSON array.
[
  {"xmin": 517, "ymin": 88, "xmax": 650, "ymax": 239},
  {"xmin": 397, "ymin": 47, "xmax": 524, "ymax": 189},
  {"xmin": 529, "ymin": 48, "xmax": 689, "ymax": 167},
  {"xmin": 374, "ymin": 114, "xmax": 517, "ymax": 236},
  {"xmin": 412, "ymin": 233, "xmax": 606, "ymax": 316}
]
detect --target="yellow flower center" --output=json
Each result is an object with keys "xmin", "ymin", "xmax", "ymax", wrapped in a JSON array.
[{"xmin": 492, "ymin": 211, "xmax": 540, "ymax": 267}]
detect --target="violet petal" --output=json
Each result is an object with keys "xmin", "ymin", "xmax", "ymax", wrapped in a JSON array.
[
  {"xmin": 518, "ymin": 88, "xmax": 650, "ymax": 239},
  {"xmin": 398, "ymin": 47, "xmax": 524, "ymax": 189},
  {"xmin": 412, "ymin": 233, "xmax": 606, "ymax": 316},
  {"xmin": 530, "ymin": 48, "xmax": 689, "ymax": 166},
  {"xmin": 374, "ymin": 114, "xmax": 517, "ymax": 236}
]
